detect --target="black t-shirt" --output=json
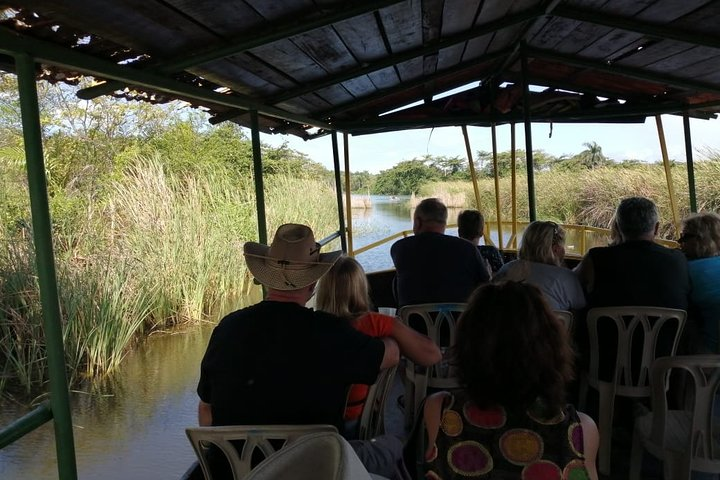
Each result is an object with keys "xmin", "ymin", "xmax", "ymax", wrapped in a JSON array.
[
  {"xmin": 391, "ymin": 232, "xmax": 489, "ymax": 306},
  {"xmin": 197, "ymin": 301, "xmax": 385, "ymax": 430},
  {"xmin": 587, "ymin": 240, "xmax": 690, "ymax": 310}
]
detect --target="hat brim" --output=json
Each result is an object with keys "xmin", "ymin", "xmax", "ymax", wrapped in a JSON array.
[{"xmin": 244, "ymin": 242, "xmax": 342, "ymax": 291}]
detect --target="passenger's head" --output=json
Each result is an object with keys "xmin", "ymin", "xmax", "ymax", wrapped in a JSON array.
[
  {"xmin": 413, "ymin": 198, "xmax": 448, "ymax": 234},
  {"xmin": 679, "ymin": 212, "xmax": 720, "ymax": 259},
  {"xmin": 315, "ymin": 256, "xmax": 370, "ymax": 319},
  {"xmin": 457, "ymin": 209, "xmax": 484, "ymax": 243},
  {"xmin": 518, "ymin": 220, "xmax": 566, "ymax": 266},
  {"xmin": 615, "ymin": 197, "xmax": 659, "ymax": 241},
  {"xmin": 453, "ymin": 281, "xmax": 574, "ymax": 412},
  {"xmin": 244, "ymin": 224, "xmax": 341, "ymax": 300}
]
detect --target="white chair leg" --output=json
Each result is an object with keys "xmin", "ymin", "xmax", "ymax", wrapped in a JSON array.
[
  {"xmin": 597, "ymin": 382, "xmax": 616, "ymax": 476},
  {"xmin": 628, "ymin": 421, "xmax": 644, "ymax": 480}
]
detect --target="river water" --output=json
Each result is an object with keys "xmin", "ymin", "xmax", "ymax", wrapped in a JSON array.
[{"xmin": 0, "ymin": 195, "xmax": 423, "ymax": 480}]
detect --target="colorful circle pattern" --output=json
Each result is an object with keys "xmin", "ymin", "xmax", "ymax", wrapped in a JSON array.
[
  {"xmin": 499, "ymin": 429, "xmax": 544, "ymax": 466},
  {"xmin": 567, "ymin": 423, "xmax": 584, "ymax": 457},
  {"xmin": 441, "ymin": 409, "xmax": 463, "ymax": 436},
  {"xmin": 521, "ymin": 460, "xmax": 561, "ymax": 480},
  {"xmin": 447, "ymin": 441, "xmax": 493, "ymax": 476},
  {"xmin": 463, "ymin": 402, "xmax": 507, "ymax": 429},
  {"xmin": 563, "ymin": 459, "xmax": 590, "ymax": 480}
]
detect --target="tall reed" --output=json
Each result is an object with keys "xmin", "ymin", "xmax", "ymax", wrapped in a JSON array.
[{"xmin": 0, "ymin": 156, "xmax": 339, "ymax": 396}]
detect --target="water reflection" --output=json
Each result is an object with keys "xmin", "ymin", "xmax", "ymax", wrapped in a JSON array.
[{"xmin": 0, "ymin": 327, "xmax": 213, "ymax": 480}]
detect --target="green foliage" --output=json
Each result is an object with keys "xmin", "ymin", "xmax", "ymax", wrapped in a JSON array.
[
  {"xmin": 373, "ymin": 159, "xmax": 441, "ymax": 195},
  {"xmin": 0, "ymin": 77, "xmax": 340, "ymax": 396}
]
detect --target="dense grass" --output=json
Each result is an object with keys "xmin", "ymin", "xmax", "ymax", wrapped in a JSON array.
[
  {"xmin": 421, "ymin": 161, "xmax": 720, "ymax": 239},
  {"xmin": 0, "ymin": 157, "xmax": 339, "ymax": 396}
]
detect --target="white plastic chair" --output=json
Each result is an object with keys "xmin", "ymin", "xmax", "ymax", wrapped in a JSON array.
[
  {"xmin": 554, "ymin": 310, "xmax": 574, "ymax": 332},
  {"xmin": 244, "ymin": 432, "xmax": 385, "ymax": 480},
  {"xmin": 185, "ymin": 424, "xmax": 337, "ymax": 480},
  {"xmin": 630, "ymin": 355, "xmax": 720, "ymax": 480},
  {"xmin": 579, "ymin": 306, "xmax": 686, "ymax": 476},
  {"xmin": 357, "ymin": 366, "xmax": 398, "ymax": 441},
  {"xmin": 398, "ymin": 303, "xmax": 465, "ymax": 429}
]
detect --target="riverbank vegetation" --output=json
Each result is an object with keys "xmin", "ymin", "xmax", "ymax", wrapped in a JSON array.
[
  {"xmin": 0, "ymin": 76, "xmax": 338, "ymax": 397},
  {"xmin": 2, "ymin": 73, "xmax": 719, "ymax": 398}
]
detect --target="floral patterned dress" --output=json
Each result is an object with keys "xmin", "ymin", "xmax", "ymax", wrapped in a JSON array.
[{"xmin": 424, "ymin": 390, "xmax": 589, "ymax": 479}]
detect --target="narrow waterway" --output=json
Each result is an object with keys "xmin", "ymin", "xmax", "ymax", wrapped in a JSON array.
[{"xmin": 0, "ymin": 195, "xmax": 419, "ymax": 479}]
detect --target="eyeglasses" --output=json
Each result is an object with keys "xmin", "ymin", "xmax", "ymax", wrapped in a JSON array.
[{"xmin": 677, "ymin": 232, "xmax": 699, "ymax": 243}]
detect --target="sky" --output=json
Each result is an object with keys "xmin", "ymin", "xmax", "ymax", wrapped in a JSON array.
[{"xmin": 256, "ymin": 114, "xmax": 720, "ymax": 174}]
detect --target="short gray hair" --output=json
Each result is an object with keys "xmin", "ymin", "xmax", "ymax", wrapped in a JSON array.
[
  {"xmin": 616, "ymin": 197, "xmax": 658, "ymax": 239},
  {"xmin": 415, "ymin": 198, "xmax": 448, "ymax": 224}
]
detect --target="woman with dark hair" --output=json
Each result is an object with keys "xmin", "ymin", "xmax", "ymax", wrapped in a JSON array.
[
  {"xmin": 679, "ymin": 212, "xmax": 720, "ymax": 352},
  {"xmin": 495, "ymin": 220, "xmax": 585, "ymax": 311},
  {"xmin": 420, "ymin": 281, "xmax": 598, "ymax": 480}
]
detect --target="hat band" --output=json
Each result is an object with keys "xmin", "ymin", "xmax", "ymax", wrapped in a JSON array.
[{"xmin": 244, "ymin": 252, "xmax": 335, "ymax": 270}]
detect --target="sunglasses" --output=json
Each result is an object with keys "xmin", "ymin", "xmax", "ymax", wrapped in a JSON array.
[
  {"xmin": 547, "ymin": 221, "xmax": 561, "ymax": 241},
  {"xmin": 677, "ymin": 232, "xmax": 699, "ymax": 243}
]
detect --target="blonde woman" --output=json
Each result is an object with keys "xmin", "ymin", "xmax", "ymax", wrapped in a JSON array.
[
  {"xmin": 316, "ymin": 256, "xmax": 442, "ymax": 431},
  {"xmin": 495, "ymin": 221, "xmax": 585, "ymax": 311}
]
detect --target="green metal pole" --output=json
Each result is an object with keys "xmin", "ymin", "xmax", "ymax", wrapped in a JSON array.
[
  {"xmin": 683, "ymin": 112, "xmax": 698, "ymax": 213},
  {"xmin": 0, "ymin": 402, "xmax": 53, "ymax": 449},
  {"xmin": 15, "ymin": 53, "xmax": 77, "ymax": 480},
  {"xmin": 249, "ymin": 110, "xmax": 267, "ymax": 246},
  {"xmin": 520, "ymin": 43, "xmax": 537, "ymax": 222},
  {"xmin": 331, "ymin": 132, "xmax": 348, "ymax": 252}
]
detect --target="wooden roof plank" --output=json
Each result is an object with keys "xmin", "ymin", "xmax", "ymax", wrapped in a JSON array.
[
  {"xmin": 290, "ymin": 27, "xmax": 358, "ymax": 73},
  {"xmin": 377, "ymin": 1, "xmax": 423, "ymax": 53},
  {"xmin": 367, "ymin": 67, "xmax": 401, "ymax": 89},
  {"xmin": 163, "ymin": 0, "xmax": 264, "ymax": 37},
  {"xmin": 248, "ymin": 40, "xmax": 327, "ymax": 83},
  {"xmin": 333, "ymin": 13, "xmax": 388, "ymax": 62}
]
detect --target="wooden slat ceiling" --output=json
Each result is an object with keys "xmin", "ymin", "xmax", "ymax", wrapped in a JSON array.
[{"xmin": 1, "ymin": 0, "xmax": 719, "ymax": 139}]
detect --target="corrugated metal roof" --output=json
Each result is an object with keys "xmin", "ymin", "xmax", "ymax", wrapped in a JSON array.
[{"xmin": 1, "ymin": 0, "xmax": 719, "ymax": 139}]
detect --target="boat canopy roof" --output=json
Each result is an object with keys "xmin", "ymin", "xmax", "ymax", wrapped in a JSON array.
[{"xmin": 2, "ymin": 0, "xmax": 720, "ymax": 139}]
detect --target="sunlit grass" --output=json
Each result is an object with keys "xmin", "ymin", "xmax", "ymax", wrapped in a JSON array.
[{"xmin": 0, "ymin": 156, "xmax": 339, "ymax": 396}]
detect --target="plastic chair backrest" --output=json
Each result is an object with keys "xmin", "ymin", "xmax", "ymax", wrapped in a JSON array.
[
  {"xmin": 185, "ymin": 424, "xmax": 338, "ymax": 480},
  {"xmin": 357, "ymin": 366, "xmax": 398, "ymax": 441},
  {"xmin": 554, "ymin": 310, "xmax": 573, "ymax": 332},
  {"xmin": 398, "ymin": 303, "xmax": 465, "ymax": 427},
  {"xmin": 244, "ymin": 432, "xmax": 374, "ymax": 480},
  {"xmin": 649, "ymin": 355, "xmax": 720, "ymax": 476},
  {"xmin": 398, "ymin": 302, "xmax": 466, "ymax": 387},
  {"xmin": 586, "ymin": 306, "xmax": 686, "ymax": 396}
]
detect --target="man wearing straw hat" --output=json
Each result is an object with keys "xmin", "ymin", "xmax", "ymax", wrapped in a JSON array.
[{"xmin": 196, "ymin": 224, "xmax": 400, "ymax": 477}]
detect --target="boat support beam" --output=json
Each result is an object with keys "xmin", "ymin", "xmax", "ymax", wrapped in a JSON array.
[
  {"xmin": 14, "ymin": 53, "xmax": 78, "ymax": 480},
  {"xmin": 683, "ymin": 113, "xmax": 698, "ymax": 213},
  {"xmin": 331, "ymin": 132, "xmax": 348, "ymax": 252},
  {"xmin": 521, "ymin": 43, "xmax": 537, "ymax": 222},
  {"xmin": 656, "ymin": 115, "xmax": 681, "ymax": 235}
]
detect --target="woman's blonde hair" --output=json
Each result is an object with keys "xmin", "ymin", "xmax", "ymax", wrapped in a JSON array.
[
  {"xmin": 519, "ymin": 221, "xmax": 565, "ymax": 266},
  {"xmin": 681, "ymin": 212, "xmax": 720, "ymax": 259},
  {"xmin": 315, "ymin": 256, "xmax": 370, "ymax": 319}
]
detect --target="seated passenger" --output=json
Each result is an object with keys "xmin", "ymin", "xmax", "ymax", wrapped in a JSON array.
[
  {"xmin": 391, "ymin": 198, "xmax": 489, "ymax": 306},
  {"xmin": 418, "ymin": 281, "xmax": 599, "ymax": 480},
  {"xmin": 679, "ymin": 212, "xmax": 720, "ymax": 353},
  {"xmin": 575, "ymin": 196, "xmax": 690, "ymax": 310},
  {"xmin": 316, "ymin": 256, "xmax": 442, "ymax": 436},
  {"xmin": 495, "ymin": 221, "xmax": 585, "ymax": 311},
  {"xmin": 457, "ymin": 209, "xmax": 504, "ymax": 274},
  {"xmin": 196, "ymin": 224, "xmax": 401, "ymax": 479}
]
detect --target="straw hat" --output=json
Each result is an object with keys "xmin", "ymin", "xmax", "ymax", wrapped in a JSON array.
[{"xmin": 244, "ymin": 224, "xmax": 342, "ymax": 291}]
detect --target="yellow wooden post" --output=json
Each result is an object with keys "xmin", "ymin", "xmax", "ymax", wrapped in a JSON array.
[
  {"xmin": 491, "ymin": 123, "xmax": 503, "ymax": 249},
  {"xmin": 462, "ymin": 125, "xmax": 482, "ymax": 211},
  {"xmin": 655, "ymin": 115, "xmax": 681, "ymax": 236},
  {"xmin": 511, "ymin": 123, "xmax": 517, "ymax": 249},
  {"xmin": 343, "ymin": 132, "xmax": 354, "ymax": 256}
]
